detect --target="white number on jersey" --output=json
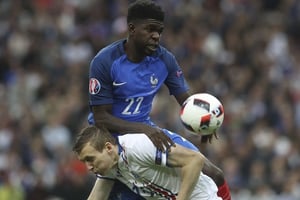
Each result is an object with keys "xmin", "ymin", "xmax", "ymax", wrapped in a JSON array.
[{"xmin": 122, "ymin": 97, "xmax": 144, "ymax": 115}]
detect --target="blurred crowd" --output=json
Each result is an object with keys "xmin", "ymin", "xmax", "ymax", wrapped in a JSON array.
[{"xmin": 0, "ymin": 0, "xmax": 300, "ymax": 199}]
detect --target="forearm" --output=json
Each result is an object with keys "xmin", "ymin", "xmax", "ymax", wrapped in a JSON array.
[
  {"xmin": 92, "ymin": 105, "xmax": 173, "ymax": 152},
  {"xmin": 202, "ymin": 157, "xmax": 224, "ymax": 186},
  {"xmin": 92, "ymin": 107, "xmax": 151, "ymax": 134},
  {"xmin": 177, "ymin": 154, "xmax": 204, "ymax": 200},
  {"xmin": 87, "ymin": 178, "xmax": 114, "ymax": 200},
  {"xmin": 166, "ymin": 147, "xmax": 202, "ymax": 200},
  {"xmin": 96, "ymin": 114, "xmax": 151, "ymax": 134},
  {"xmin": 175, "ymin": 91, "xmax": 190, "ymax": 105}
]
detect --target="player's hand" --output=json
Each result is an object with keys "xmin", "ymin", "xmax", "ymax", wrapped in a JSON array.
[
  {"xmin": 201, "ymin": 132, "xmax": 218, "ymax": 144},
  {"xmin": 144, "ymin": 127, "xmax": 175, "ymax": 152}
]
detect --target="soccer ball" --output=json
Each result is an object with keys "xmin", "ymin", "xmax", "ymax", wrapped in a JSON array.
[{"xmin": 180, "ymin": 93, "xmax": 224, "ymax": 135}]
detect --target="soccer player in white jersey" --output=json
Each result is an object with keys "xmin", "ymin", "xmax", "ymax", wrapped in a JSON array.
[{"xmin": 73, "ymin": 126, "xmax": 222, "ymax": 200}]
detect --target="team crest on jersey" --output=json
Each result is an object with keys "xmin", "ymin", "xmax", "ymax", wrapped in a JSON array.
[
  {"xmin": 150, "ymin": 74, "xmax": 158, "ymax": 88},
  {"xmin": 89, "ymin": 78, "xmax": 101, "ymax": 95},
  {"xmin": 176, "ymin": 70, "xmax": 183, "ymax": 77}
]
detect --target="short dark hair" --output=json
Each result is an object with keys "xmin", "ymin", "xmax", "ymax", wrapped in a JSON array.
[
  {"xmin": 127, "ymin": 0, "xmax": 164, "ymax": 23},
  {"xmin": 73, "ymin": 125, "xmax": 116, "ymax": 154}
]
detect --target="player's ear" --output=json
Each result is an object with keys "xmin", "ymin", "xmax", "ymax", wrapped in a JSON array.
[
  {"xmin": 128, "ymin": 23, "xmax": 135, "ymax": 35},
  {"xmin": 104, "ymin": 142, "xmax": 114, "ymax": 153}
]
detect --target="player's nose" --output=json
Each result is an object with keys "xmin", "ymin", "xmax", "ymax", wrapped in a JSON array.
[
  {"xmin": 85, "ymin": 163, "xmax": 93, "ymax": 171},
  {"xmin": 152, "ymin": 32, "xmax": 160, "ymax": 40}
]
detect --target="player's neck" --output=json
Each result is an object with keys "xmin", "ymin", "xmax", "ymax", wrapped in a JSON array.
[
  {"xmin": 124, "ymin": 39, "xmax": 145, "ymax": 63},
  {"xmin": 110, "ymin": 145, "xmax": 120, "ymax": 169}
]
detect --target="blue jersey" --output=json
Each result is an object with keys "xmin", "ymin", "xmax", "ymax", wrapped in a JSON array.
[
  {"xmin": 88, "ymin": 40, "xmax": 198, "ymax": 200},
  {"xmin": 89, "ymin": 39, "xmax": 189, "ymax": 123}
]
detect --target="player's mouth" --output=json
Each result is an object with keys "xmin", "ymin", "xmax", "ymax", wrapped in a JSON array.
[
  {"xmin": 94, "ymin": 171, "xmax": 101, "ymax": 176},
  {"xmin": 146, "ymin": 45, "xmax": 157, "ymax": 53}
]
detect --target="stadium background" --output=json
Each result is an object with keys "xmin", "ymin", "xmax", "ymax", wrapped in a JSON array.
[{"xmin": 0, "ymin": 0, "xmax": 299, "ymax": 199}]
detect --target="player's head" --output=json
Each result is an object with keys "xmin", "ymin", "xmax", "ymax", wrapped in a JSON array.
[
  {"xmin": 126, "ymin": 0, "xmax": 165, "ymax": 56},
  {"xmin": 73, "ymin": 126, "xmax": 117, "ymax": 175}
]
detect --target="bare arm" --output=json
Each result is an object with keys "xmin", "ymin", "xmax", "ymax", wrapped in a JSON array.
[
  {"xmin": 92, "ymin": 104, "xmax": 155, "ymax": 134},
  {"xmin": 167, "ymin": 144, "xmax": 205, "ymax": 200},
  {"xmin": 87, "ymin": 178, "xmax": 114, "ymax": 200},
  {"xmin": 202, "ymin": 157, "xmax": 224, "ymax": 186},
  {"xmin": 174, "ymin": 91, "xmax": 190, "ymax": 106},
  {"xmin": 92, "ymin": 105, "xmax": 174, "ymax": 152}
]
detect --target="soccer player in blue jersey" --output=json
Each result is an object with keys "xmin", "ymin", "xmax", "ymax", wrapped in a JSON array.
[
  {"xmin": 87, "ymin": 0, "xmax": 231, "ymax": 200},
  {"xmin": 74, "ymin": 125, "xmax": 222, "ymax": 200}
]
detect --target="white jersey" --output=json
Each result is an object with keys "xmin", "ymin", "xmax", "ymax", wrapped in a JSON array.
[{"xmin": 110, "ymin": 134, "xmax": 221, "ymax": 200}]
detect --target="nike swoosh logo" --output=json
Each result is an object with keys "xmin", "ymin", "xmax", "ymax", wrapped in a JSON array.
[{"xmin": 113, "ymin": 81, "xmax": 127, "ymax": 86}]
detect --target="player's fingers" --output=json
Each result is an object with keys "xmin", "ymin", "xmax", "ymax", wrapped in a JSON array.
[
  {"xmin": 167, "ymin": 136, "xmax": 175, "ymax": 146},
  {"xmin": 166, "ymin": 143, "xmax": 176, "ymax": 152},
  {"xmin": 160, "ymin": 136, "xmax": 173, "ymax": 152},
  {"xmin": 164, "ymin": 141, "xmax": 173, "ymax": 152},
  {"xmin": 159, "ymin": 131, "xmax": 174, "ymax": 145},
  {"xmin": 153, "ymin": 136, "xmax": 166, "ymax": 153},
  {"xmin": 160, "ymin": 132, "xmax": 170, "ymax": 141},
  {"xmin": 163, "ymin": 141, "xmax": 171, "ymax": 152},
  {"xmin": 164, "ymin": 136, "xmax": 173, "ymax": 146},
  {"xmin": 162, "ymin": 135, "xmax": 175, "ymax": 152},
  {"xmin": 146, "ymin": 131, "xmax": 165, "ymax": 152},
  {"xmin": 155, "ymin": 131, "xmax": 170, "ymax": 152}
]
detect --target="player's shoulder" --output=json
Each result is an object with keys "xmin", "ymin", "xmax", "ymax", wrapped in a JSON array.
[
  {"xmin": 156, "ymin": 45, "xmax": 175, "ymax": 59},
  {"xmin": 118, "ymin": 134, "xmax": 153, "ymax": 150},
  {"xmin": 155, "ymin": 45, "xmax": 179, "ymax": 70},
  {"xmin": 92, "ymin": 39, "xmax": 125, "ymax": 64},
  {"xmin": 155, "ymin": 45, "xmax": 177, "ymax": 65}
]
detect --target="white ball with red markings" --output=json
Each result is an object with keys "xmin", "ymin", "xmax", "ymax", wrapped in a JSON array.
[{"xmin": 180, "ymin": 93, "xmax": 224, "ymax": 136}]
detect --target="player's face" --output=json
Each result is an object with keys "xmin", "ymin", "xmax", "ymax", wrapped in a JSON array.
[
  {"xmin": 78, "ymin": 142, "xmax": 115, "ymax": 176},
  {"xmin": 131, "ymin": 19, "xmax": 164, "ymax": 55}
]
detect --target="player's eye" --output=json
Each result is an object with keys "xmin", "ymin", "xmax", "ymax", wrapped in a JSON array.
[
  {"xmin": 146, "ymin": 26, "xmax": 164, "ymax": 35},
  {"xmin": 158, "ymin": 27, "xmax": 164, "ymax": 34},
  {"xmin": 85, "ymin": 156, "xmax": 94, "ymax": 162}
]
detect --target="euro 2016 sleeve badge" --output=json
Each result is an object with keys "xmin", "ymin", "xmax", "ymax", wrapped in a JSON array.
[{"xmin": 89, "ymin": 78, "xmax": 101, "ymax": 95}]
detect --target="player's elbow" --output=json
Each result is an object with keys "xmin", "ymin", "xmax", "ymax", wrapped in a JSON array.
[
  {"xmin": 211, "ymin": 167, "xmax": 224, "ymax": 186},
  {"xmin": 95, "ymin": 113, "xmax": 110, "ymax": 124},
  {"xmin": 192, "ymin": 152, "xmax": 205, "ymax": 171},
  {"xmin": 203, "ymin": 158, "xmax": 225, "ymax": 186},
  {"xmin": 92, "ymin": 106, "xmax": 113, "ymax": 126}
]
